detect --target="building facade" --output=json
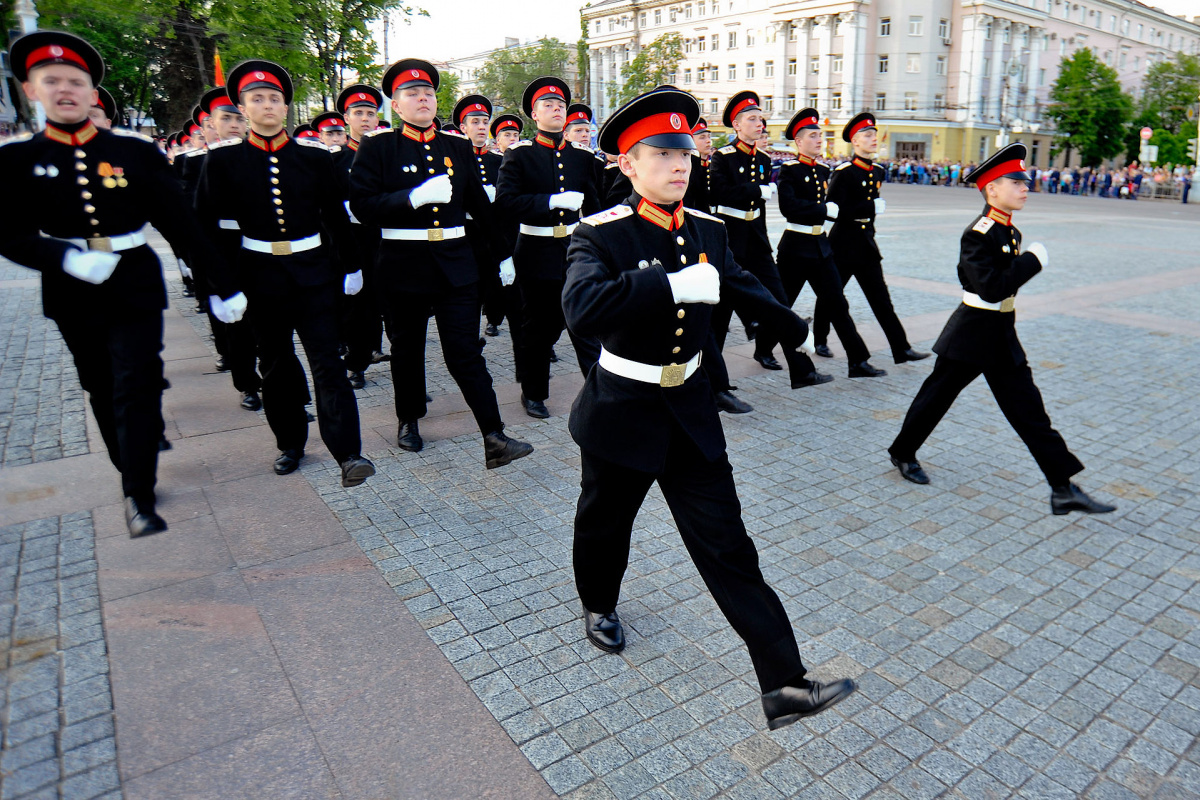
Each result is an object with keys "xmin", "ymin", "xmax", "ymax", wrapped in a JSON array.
[
  {"xmin": 445, "ymin": 38, "xmax": 582, "ymax": 114},
  {"xmin": 581, "ymin": 0, "xmax": 1200, "ymax": 167}
]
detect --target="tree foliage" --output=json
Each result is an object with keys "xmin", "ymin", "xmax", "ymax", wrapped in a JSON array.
[
  {"xmin": 610, "ymin": 33, "xmax": 683, "ymax": 107},
  {"xmin": 435, "ymin": 71, "xmax": 460, "ymax": 123},
  {"xmin": 1046, "ymin": 48, "xmax": 1132, "ymax": 166},
  {"xmin": 476, "ymin": 38, "xmax": 572, "ymax": 119},
  {"xmin": 1137, "ymin": 52, "xmax": 1200, "ymax": 135}
]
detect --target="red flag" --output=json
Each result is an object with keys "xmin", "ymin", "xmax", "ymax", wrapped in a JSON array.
[{"xmin": 214, "ymin": 50, "xmax": 225, "ymax": 87}]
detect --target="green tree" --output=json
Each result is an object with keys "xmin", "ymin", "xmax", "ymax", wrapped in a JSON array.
[
  {"xmin": 610, "ymin": 33, "xmax": 683, "ymax": 107},
  {"xmin": 576, "ymin": 13, "xmax": 590, "ymax": 105},
  {"xmin": 476, "ymin": 38, "xmax": 572, "ymax": 119},
  {"xmin": 435, "ymin": 71, "xmax": 461, "ymax": 123},
  {"xmin": 1137, "ymin": 52, "xmax": 1200, "ymax": 135},
  {"xmin": 1046, "ymin": 48, "xmax": 1132, "ymax": 166}
]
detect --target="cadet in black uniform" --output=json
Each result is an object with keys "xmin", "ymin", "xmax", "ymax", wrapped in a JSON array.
[
  {"xmin": 1, "ymin": 31, "xmax": 243, "ymax": 536},
  {"xmin": 708, "ymin": 91, "xmax": 829, "ymax": 386},
  {"xmin": 563, "ymin": 103, "xmax": 593, "ymax": 147},
  {"xmin": 496, "ymin": 77, "xmax": 601, "ymax": 419},
  {"xmin": 774, "ymin": 109, "xmax": 885, "ymax": 379},
  {"xmin": 196, "ymin": 59, "xmax": 375, "ymax": 487},
  {"xmin": 814, "ymin": 112, "xmax": 928, "ymax": 364},
  {"xmin": 564, "ymin": 87, "xmax": 855, "ymax": 730},
  {"xmin": 482, "ymin": 113, "xmax": 524, "ymax": 338},
  {"xmin": 683, "ymin": 116, "xmax": 712, "ymax": 212},
  {"xmin": 88, "ymin": 85, "xmax": 118, "ymax": 129},
  {"xmin": 348, "ymin": 58, "xmax": 532, "ymax": 468},
  {"xmin": 889, "ymin": 144, "xmax": 1116, "ymax": 515}
]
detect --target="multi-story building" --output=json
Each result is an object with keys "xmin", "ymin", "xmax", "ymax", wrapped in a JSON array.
[
  {"xmin": 445, "ymin": 38, "xmax": 582, "ymax": 114},
  {"xmin": 581, "ymin": 0, "xmax": 1200, "ymax": 167}
]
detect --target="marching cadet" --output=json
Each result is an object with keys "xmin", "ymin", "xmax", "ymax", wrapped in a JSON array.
[
  {"xmin": 292, "ymin": 123, "xmax": 318, "ymax": 140},
  {"xmin": 312, "ymin": 111, "xmax": 347, "ymax": 149},
  {"xmin": 348, "ymin": 58, "xmax": 533, "ymax": 468},
  {"xmin": 173, "ymin": 121, "xmax": 205, "ymax": 303},
  {"xmin": 482, "ymin": 112, "xmax": 525, "ymax": 338},
  {"xmin": 88, "ymin": 86, "xmax": 118, "ymax": 129},
  {"xmin": 1, "ymin": 31, "xmax": 244, "ymax": 536},
  {"xmin": 889, "ymin": 143, "xmax": 1116, "ymax": 516},
  {"xmin": 813, "ymin": 112, "xmax": 929, "ymax": 364},
  {"xmin": 196, "ymin": 59, "xmax": 375, "ymax": 487},
  {"xmin": 775, "ymin": 108, "xmax": 885, "ymax": 380},
  {"xmin": 708, "ymin": 91, "xmax": 830, "ymax": 386},
  {"xmin": 335, "ymin": 84, "xmax": 390, "ymax": 373},
  {"xmin": 563, "ymin": 103, "xmax": 593, "ymax": 147},
  {"xmin": 563, "ymin": 87, "xmax": 855, "ymax": 729},
  {"xmin": 683, "ymin": 116, "xmax": 713, "ymax": 211},
  {"xmin": 496, "ymin": 77, "xmax": 601, "ymax": 418}
]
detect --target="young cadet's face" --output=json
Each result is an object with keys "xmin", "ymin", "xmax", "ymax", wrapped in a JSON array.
[
  {"xmin": 564, "ymin": 123, "xmax": 590, "ymax": 145},
  {"xmin": 693, "ymin": 131, "xmax": 712, "ymax": 157},
  {"xmin": 619, "ymin": 145, "xmax": 692, "ymax": 205},
  {"xmin": 345, "ymin": 106, "xmax": 377, "ymax": 139},
  {"xmin": 795, "ymin": 128, "xmax": 822, "ymax": 158},
  {"xmin": 213, "ymin": 109, "xmax": 246, "ymax": 140},
  {"xmin": 238, "ymin": 88, "xmax": 287, "ymax": 133},
  {"xmin": 851, "ymin": 128, "xmax": 878, "ymax": 157},
  {"xmin": 986, "ymin": 176, "xmax": 1028, "ymax": 212},
  {"xmin": 393, "ymin": 85, "xmax": 436, "ymax": 126},
  {"xmin": 495, "ymin": 129, "xmax": 519, "ymax": 152},
  {"xmin": 532, "ymin": 97, "xmax": 566, "ymax": 132},
  {"xmin": 462, "ymin": 114, "xmax": 489, "ymax": 146},
  {"xmin": 24, "ymin": 64, "xmax": 97, "ymax": 125},
  {"xmin": 732, "ymin": 110, "xmax": 764, "ymax": 144},
  {"xmin": 203, "ymin": 116, "xmax": 221, "ymax": 144},
  {"xmin": 320, "ymin": 128, "xmax": 346, "ymax": 147},
  {"xmin": 87, "ymin": 106, "xmax": 111, "ymax": 129}
]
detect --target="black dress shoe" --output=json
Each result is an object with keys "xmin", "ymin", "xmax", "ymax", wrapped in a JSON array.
[
  {"xmin": 158, "ymin": 435, "xmax": 172, "ymax": 452},
  {"xmin": 814, "ymin": 344, "xmax": 835, "ymax": 358},
  {"xmin": 549, "ymin": 348, "xmax": 559, "ymax": 363},
  {"xmin": 125, "ymin": 497, "xmax": 169, "ymax": 538},
  {"xmin": 791, "ymin": 371, "xmax": 834, "ymax": 389},
  {"xmin": 583, "ymin": 608, "xmax": 625, "ymax": 653},
  {"xmin": 714, "ymin": 390, "xmax": 753, "ymax": 414},
  {"xmin": 484, "ymin": 323, "xmax": 500, "ymax": 337},
  {"xmin": 484, "ymin": 430, "xmax": 534, "ymax": 469},
  {"xmin": 348, "ymin": 371, "xmax": 366, "ymax": 390},
  {"xmin": 240, "ymin": 391, "xmax": 262, "ymax": 411},
  {"xmin": 214, "ymin": 354, "xmax": 229, "ymax": 372},
  {"xmin": 890, "ymin": 455, "xmax": 930, "ymax": 485},
  {"xmin": 397, "ymin": 421, "xmax": 423, "ymax": 452},
  {"xmin": 522, "ymin": 393, "xmax": 550, "ymax": 419},
  {"xmin": 181, "ymin": 285, "xmax": 195, "ymax": 298},
  {"xmin": 744, "ymin": 321, "xmax": 759, "ymax": 341},
  {"xmin": 895, "ymin": 348, "xmax": 932, "ymax": 364},
  {"xmin": 340, "ymin": 455, "xmax": 376, "ymax": 488},
  {"xmin": 848, "ymin": 361, "xmax": 887, "ymax": 378},
  {"xmin": 274, "ymin": 449, "xmax": 304, "ymax": 475},
  {"xmin": 754, "ymin": 353, "xmax": 783, "ymax": 371},
  {"xmin": 425, "ymin": 393, "xmax": 432, "ymax": 403},
  {"xmin": 761, "ymin": 679, "xmax": 857, "ymax": 730},
  {"xmin": 1051, "ymin": 483, "xmax": 1117, "ymax": 516},
  {"xmin": 370, "ymin": 350, "xmax": 391, "ymax": 363},
  {"xmin": 305, "ymin": 409, "xmax": 316, "ymax": 423}
]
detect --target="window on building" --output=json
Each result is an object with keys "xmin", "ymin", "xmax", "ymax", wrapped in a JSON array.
[
  {"xmin": 786, "ymin": 94, "xmax": 796, "ymax": 111},
  {"xmin": 594, "ymin": 20, "xmax": 600, "ymax": 33},
  {"xmin": 728, "ymin": 64, "xmax": 736, "ymax": 80},
  {"xmin": 985, "ymin": 20, "xmax": 993, "ymax": 40},
  {"xmin": 639, "ymin": 11, "xmax": 646, "ymax": 27},
  {"xmin": 746, "ymin": 31, "xmax": 755, "ymax": 47},
  {"xmin": 698, "ymin": 38, "xmax": 706, "ymax": 52},
  {"xmin": 904, "ymin": 93, "xmax": 918, "ymax": 111},
  {"xmin": 936, "ymin": 55, "xmax": 946, "ymax": 75},
  {"xmin": 938, "ymin": 18, "xmax": 949, "ymax": 39},
  {"xmin": 685, "ymin": 38, "xmax": 693, "ymax": 53},
  {"xmin": 832, "ymin": 54, "xmax": 843, "ymax": 73},
  {"xmin": 790, "ymin": 58, "xmax": 799, "ymax": 75},
  {"xmin": 684, "ymin": 69, "xmax": 692, "ymax": 84},
  {"xmin": 1135, "ymin": 56, "xmax": 1141, "ymax": 70},
  {"xmin": 909, "ymin": 16, "xmax": 923, "ymax": 36},
  {"xmin": 1104, "ymin": 50, "xmax": 1112, "ymax": 65},
  {"xmin": 712, "ymin": 34, "xmax": 720, "ymax": 51},
  {"xmin": 1003, "ymin": 25, "xmax": 1011, "ymax": 44},
  {"xmin": 698, "ymin": 1, "xmax": 705, "ymax": 16},
  {"xmin": 808, "ymin": 92, "xmax": 819, "ymax": 109},
  {"xmin": 983, "ymin": 57, "xmax": 990, "ymax": 77},
  {"xmin": 746, "ymin": 62, "xmax": 755, "ymax": 79},
  {"xmin": 608, "ymin": 18, "xmax": 615, "ymax": 32},
  {"xmin": 878, "ymin": 55, "xmax": 889, "ymax": 74},
  {"xmin": 763, "ymin": 95, "xmax": 774, "ymax": 111},
  {"xmin": 1137, "ymin": 24, "xmax": 1143, "ymax": 39},
  {"xmin": 934, "ymin": 94, "xmax": 944, "ymax": 111},
  {"xmin": 789, "ymin": 23, "xmax": 798, "ymax": 41},
  {"xmin": 669, "ymin": 7, "xmax": 677, "ymax": 22},
  {"xmin": 808, "ymin": 57, "xmax": 817, "ymax": 74},
  {"xmin": 728, "ymin": 31, "xmax": 737, "ymax": 49},
  {"xmin": 1119, "ymin": 52, "xmax": 1126, "ymax": 69},
  {"xmin": 979, "ymin": 136, "xmax": 988, "ymax": 160},
  {"xmin": 710, "ymin": 98, "xmax": 718, "ymax": 113},
  {"xmin": 907, "ymin": 53, "xmax": 920, "ymax": 72},
  {"xmin": 1122, "ymin": 19, "xmax": 1129, "ymax": 35},
  {"xmin": 880, "ymin": 17, "xmax": 891, "ymax": 36},
  {"xmin": 831, "ymin": 92, "xmax": 842, "ymax": 110},
  {"xmin": 711, "ymin": 0, "xmax": 718, "ymax": 14},
  {"xmin": 834, "ymin": 18, "xmax": 842, "ymax": 37},
  {"xmin": 685, "ymin": 4, "xmax": 692, "ymax": 20},
  {"xmin": 697, "ymin": 68, "xmax": 705, "ymax": 83},
  {"xmin": 1109, "ymin": 14, "xmax": 1115, "ymax": 31},
  {"xmin": 981, "ymin": 97, "xmax": 988, "ymax": 117},
  {"xmin": 875, "ymin": 93, "xmax": 887, "ymax": 111},
  {"xmin": 710, "ymin": 66, "xmax": 719, "ymax": 81},
  {"xmin": 764, "ymin": 60, "xmax": 774, "ymax": 77}
]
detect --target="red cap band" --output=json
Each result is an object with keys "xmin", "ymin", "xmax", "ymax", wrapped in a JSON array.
[
  {"xmin": 848, "ymin": 118, "xmax": 875, "ymax": 139},
  {"xmin": 458, "ymin": 102, "xmax": 488, "ymax": 125},
  {"xmin": 616, "ymin": 111, "xmax": 689, "ymax": 154},
  {"xmin": 390, "ymin": 69, "xmax": 432, "ymax": 96},
  {"xmin": 532, "ymin": 84, "xmax": 565, "ymax": 105},
  {"xmin": 93, "ymin": 97, "xmax": 106, "ymax": 110},
  {"xmin": 495, "ymin": 119, "xmax": 519, "ymax": 132},
  {"xmin": 565, "ymin": 111, "xmax": 590, "ymax": 125},
  {"xmin": 973, "ymin": 158, "xmax": 1026, "ymax": 189},
  {"xmin": 26, "ymin": 44, "xmax": 89, "ymax": 73},
  {"xmin": 316, "ymin": 117, "xmax": 344, "ymax": 131},
  {"xmin": 730, "ymin": 97, "xmax": 757, "ymax": 119},
  {"xmin": 197, "ymin": 110, "xmax": 209, "ymax": 122},
  {"xmin": 238, "ymin": 69, "xmax": 284, "ymax": 95},
  {"xmin": 296, "ymin": 129, "xmax": 318, "ymax": 138},
  {"xmin": 692, "ymin": 119, "xmax": 708, "ymax": 134}
]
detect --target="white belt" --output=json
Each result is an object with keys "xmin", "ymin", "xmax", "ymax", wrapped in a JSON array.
[
  {"xmin": 217, "ymin": 219, "xmax": 241, "ymax": 230},
  {"xmin": 379, "ymin": 226, "xmax": 465, "ymax": 241},
  {"xmin": 520, "ymin": 222, "xmax": 578, "ymax": 238},
  {"xmin": 715, "ymin": 206, "xmax": 760, "ymax": 221},
  {"xmin": 242, "ymin": 233, "xmax": 322, "ymax": 256},
  {"xmin": 598, "ymin": 347, "xmax": 702, "ymax": 388},
  {"xmin": 962, "ymin": 291, "xmax": 1015, "ymax": 312},
  {"xmin": 50, "ymin": 230, "xmax": 147, "ymax": 252},
  {"xmin": 785, "ymin": 222, "xmax": 824, "ymax": 235},
  {"xmin": 853, "ymin": 218, "xmax": 871, "ymax": 223},
  {"xmin": 344, "ymin": 200, "xmax": 360, "ymax": 225}
]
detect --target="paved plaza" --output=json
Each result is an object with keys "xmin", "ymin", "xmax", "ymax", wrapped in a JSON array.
[{"xmin": 2, "ymin": 185, "xmax": 1198, "ymax": 799}]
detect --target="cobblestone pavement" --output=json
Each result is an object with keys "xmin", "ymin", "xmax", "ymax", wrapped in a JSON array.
[{"xmin": 0, "ymin": 513, "xmax": 122, "ymax": 800}]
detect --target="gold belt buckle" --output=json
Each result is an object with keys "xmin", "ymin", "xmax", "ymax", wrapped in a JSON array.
[
  {"xmin": 659, "ymin": 363, "xmax": 686, "ymax": 388},
  {"xmin": 271, "ymin": 241, "xmax": 293, "ymax": 256},
  {"xmin": 88, "ymin": 237, "xmax": 113, "ymax": 253},
  {"xmin": 744, "ymin": 211, "xmax": 755, "ymax": 221},
  {"xmin": 552, "ymin": 224, "xmax": 569, "ymax": 238},
  {"xmin": 811, "ymin": 225, "xmax": 823, "ymax": 235},
  {"xmin": 427, "ymin": 228, "xmax": 444, "ymax": 242},
  {"xmin": 1000, "ymin": 297, "xmax": 1016, "ymax": 312}
]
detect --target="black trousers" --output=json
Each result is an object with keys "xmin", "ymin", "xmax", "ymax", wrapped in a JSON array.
[
  {"xmin": 712, "ymin": 250, "xmax": 817, "ymax": 374},
  {"xmin": 515, "ymin": 277, "xmax": 593, "ymax": 401},
  {"xmin": 890, "ymin": 356, "xmax": 1085, "ymax": 487},
  {"xmin": 573, "ymin": 426, "xmax": 806, "ymax": 694},
  {"xmin": 340, "ymin": 288, "xmax": 384, "ymax": 373},
  {"xmin": 251, "ymin": 281, "xmax": 362, "ymax": 463},
  {"xmin": 58, "ymin": 313, "xmax": 164, "ymax": 505},
  {"xmin": 385, "ymin": 281, "xmax": 503, "ymax": 435},
  {"xmin": 211, "ymin": 315, "xmax": 261, "ymax": 394},
  {"xmin": 814, "ymin": 254, "xmax": 911, "ymax": 359},
  {"xmin": 773, "ymin": 248, "xmax": 870, "ymax": 364}
]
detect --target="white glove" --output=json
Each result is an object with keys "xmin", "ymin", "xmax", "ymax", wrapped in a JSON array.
[
  {"xmin": 799, "ymin": 327, "xmax": 816, "ymax": 356},
  {"xmin": 498, "ymin": 257, "xmax": 516, "ymax": 287},
  {"xmin": 874, "ymin": 197, "xmax": 887, "ymax": 214},
  {"xmin": 344, "ymin": 199, "xmax": 360, "ymax": 224},
  {"xmin": 483, "ymin": 185, "xmax": 497, "ymax": 203},
  {"xmin": 224, "ymin": 292, "xmax": 247, "ymax": 322},
  {"xmin": 208, "ymin": 292, "xmax": 248, "ymax": 324},
  {"xmin": 344, "ymin": 269, "xmax": 364, "ymax": 295},
  {"xmin": 667, "ymin": 263, "xmax": 721, "ymax": 305},
  {"xmin": 759, "ymin": 184, "xmax": 774, "ymax": 202},
  {"xmin": 548, "ymin": 191, "xmax": 584, "ymax": 211},
  {"xmin": 824, "ymin": 201, "xmax": 839, "ymax": 220},
  {"xmin": 63, "ymin": 249, "xmax": 121, "ymax": 284},
  {"xmin": 177, "ymin": 258, "xmax": 193, "ymax": 279},
  {"xmin": 1026, "ymin": 242, "xmax": 1048, "ymax": 267},
  {"xmin": 409, "ymin": 174, "xmax": 453, "ymax": 208}
]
